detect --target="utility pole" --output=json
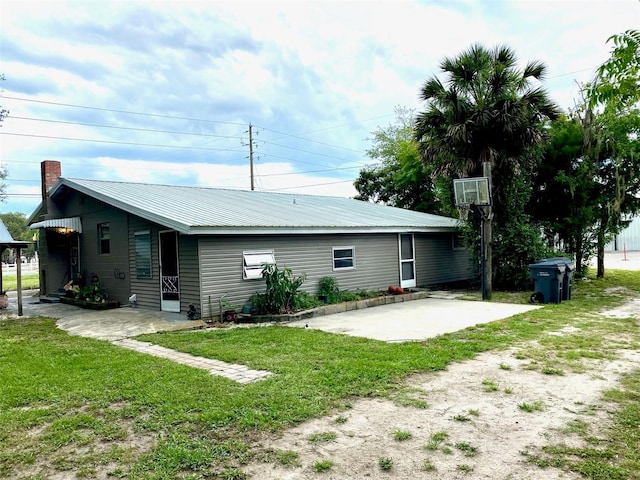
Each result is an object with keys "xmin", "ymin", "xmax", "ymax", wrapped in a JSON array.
[
  {"xmin": 482, "ymin": 161, "xmax": 492, "ymax": 300},
  {"xmin": 249, "ymin": 123, "xmax": 255, "ymax": 191}
]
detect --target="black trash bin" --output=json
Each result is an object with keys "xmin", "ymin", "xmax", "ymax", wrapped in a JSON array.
[
  {"xmin": 542, "ymin": 257, "xmax": 575, "ymax": 300},
  {"xmin": 528, "ymin": 260, "xmax": 566, "ymax": 304}
]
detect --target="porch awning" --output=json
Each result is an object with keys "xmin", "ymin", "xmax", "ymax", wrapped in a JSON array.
[{"xmin": 30, "ymin": 217, "xmax": 82, "ymax": 233}]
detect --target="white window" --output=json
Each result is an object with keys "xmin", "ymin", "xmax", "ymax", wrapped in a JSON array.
[
  {"xmin": 333, "ymin": 246, "xmax": 355, "ymax": 270},
  {"xmin": 243, "ymin": 250, "xmax": 275, "ymax": 279}
]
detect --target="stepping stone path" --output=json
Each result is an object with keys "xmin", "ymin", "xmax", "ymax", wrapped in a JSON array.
[{"xmin": 112, "ymin": 338, "xmax": 273, "ymax": 384}]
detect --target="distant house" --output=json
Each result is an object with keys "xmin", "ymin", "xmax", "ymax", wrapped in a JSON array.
[
  {"xmin": 28, "ymin": 161, "xmax": 473, "ymax": 318},
  {"xmin": 606, "ymin": 216, "xmax": 640, "ymax": 251}
]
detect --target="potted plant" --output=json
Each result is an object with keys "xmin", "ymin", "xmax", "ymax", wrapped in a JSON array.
[
  {"xmin": 0, "ymin": 290, "xmax": 8, "ymax": 309},
  {"xmin": 222, "ymin": 300, "xmax": 239, "ymax": 322}
]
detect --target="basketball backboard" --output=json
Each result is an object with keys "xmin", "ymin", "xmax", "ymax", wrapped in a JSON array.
[{"xmin": 453, "ymin": 177, "xmax": 491, "ymax": 206}]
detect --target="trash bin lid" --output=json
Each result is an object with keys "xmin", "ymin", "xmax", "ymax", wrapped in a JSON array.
[
  {"xmin": 528, "ymin": 262, "xmax": 566, "ymax": 272},
  {"xmin": 540, "ymin": 257, "xmax": 575, "ymax": 271}
]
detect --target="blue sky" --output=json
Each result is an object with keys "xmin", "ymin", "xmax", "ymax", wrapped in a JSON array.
[{"xmin": 1, "ymin": 0, "xmax": 639, "ymax": 215}]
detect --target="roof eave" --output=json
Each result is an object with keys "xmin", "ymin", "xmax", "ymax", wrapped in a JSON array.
[
  {"xmin": 185, "ymin": 226, "xmax": 459, "ymax": 235},
  {"xmin": 56, "ymin": 178, "xmax": 191, "ymax": 234}
]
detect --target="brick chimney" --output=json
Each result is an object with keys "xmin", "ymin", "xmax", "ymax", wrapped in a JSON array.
[{"xmin": 41, "ymin": 160, "xmax": 61, "ymax": 203}]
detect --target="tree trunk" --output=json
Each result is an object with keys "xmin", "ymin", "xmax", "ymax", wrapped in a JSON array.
[
  {"xmin": 575, "ymin": 236, "xmax": 584, "ymax": 277},
  {"xmin": 596, "ymin": 222, "xmax": 606, "ymax": 278},
  {"xmin": 597, "ymin": 246, "xmax": 605, "ymax": 278}
]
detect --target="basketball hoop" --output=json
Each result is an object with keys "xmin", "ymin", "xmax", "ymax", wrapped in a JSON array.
[{"xmin": 457, "ymin": 204, "xmax": 471, "ymax": 222}]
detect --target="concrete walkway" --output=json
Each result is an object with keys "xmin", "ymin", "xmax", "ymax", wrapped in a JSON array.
[
  {"xmin": 3, "ymin": 292, "xmax": 272, "ymax": 384},
  {"xmin": 112, "ymin": 338, "xmax": 273, "ymax": 384}
]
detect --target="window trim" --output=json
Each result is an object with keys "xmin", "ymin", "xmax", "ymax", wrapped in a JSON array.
[
  {"xmin": 332, "ymin": 246, "xmax": 355, "ymax": 271},
  {"xmin": 135, "ymin": 230, "xmax": 152, "ymax": 279},
  {"xmin": 98, "ymin": 222, "xmax": 110, "ymax": 255},
  {"xmin": 243, "ymin": 250, "xmax": 275, "ymax": 280}
]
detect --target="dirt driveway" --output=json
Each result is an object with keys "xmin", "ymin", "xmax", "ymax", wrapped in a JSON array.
[{"xmin": 242, "ymin": 297, "xmax": 640, "ymax": 479}]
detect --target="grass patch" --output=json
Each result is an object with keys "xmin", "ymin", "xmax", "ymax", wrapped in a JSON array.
[
  {"xmin": 2, "ymin": 270, "xmax": 640, "ymax": 478},
  {"xmin": 392, "ymin": 429, "xmax": 412, "ymax": 441},
  {"xmin": 455, "ymin": 442, "xmax": 479, "ymax": 457},
  {"xmin": 262, "ymin": 448, "xmax": 301, "ymax": 467},
  {"xmin": 425, "ymin": 431, "xmax": 448, "ymax": 450},
  {"xmin": 308, "ymin": 431, "xmax": 337, "ymax": 443},
  {"xmin": 313, "ymin": 459, "xmax": 334, "ymax": 472},
  {"xmin": 378, "ymin": 456, "xmax": 393, "ymax": 470},
  {"xmin": 519, "ymin": 400, "xmax": 545, "ymax": 413},
  {"xmin": 456, "ymin": 463, "xmax": 474, "ymax": 473},
  {"xmin": 453, "ymin": 413, "xmax": 471, "ymax": 422},
  {"xmin": 0, "ymin": 272, "xmax": 39, "ymax": 291},
  {"xmin": 423, "ymin": 458, "xmax": 436, "ymax": 471},
  {"xmin": 482, "ymin": 378, "xmax": 499, "ymax": 392}
]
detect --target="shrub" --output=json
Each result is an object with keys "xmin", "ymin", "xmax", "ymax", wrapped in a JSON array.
[
  {"xmin": 77, "ymin": 284, "xmax": 108, "ymax": 303},
  {"xmin": 318, "ymin": 276, "xmax": 340, "ymax": 302},
  {"xmin": 251, "ymin": 264, "xmax": 306, "ymax": 314}
]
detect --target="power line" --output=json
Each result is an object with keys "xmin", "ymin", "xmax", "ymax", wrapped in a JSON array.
[
  {"xmin": 258, "ymin": 165, "xmax": 369, "ymax": 177},
  {"xmin": 262, "ymin": 179, "xmax": 355, "ymax": 191},
  {"xmin": 0, "ymin": 132, "xmax": 247, "ymax": 152},
  {"xmin": 259, "ymin": 138, "xmax": 367, "ymax": 164},
  {"xmin": 256, "ymin": 126, "xmax": 365, "ymax": 153},
  {"xmin": 8, "ymin": 115, "xmax": 245, "ymax": 140},
  {"xmin": 1, "ymin": 95, "xmax": 246, "ymax": 126}
]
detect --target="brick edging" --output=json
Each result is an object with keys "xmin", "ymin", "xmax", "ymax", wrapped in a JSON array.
[{"xmin": 247, "ymin": 291, "xmax": 431, "ymax": 323}]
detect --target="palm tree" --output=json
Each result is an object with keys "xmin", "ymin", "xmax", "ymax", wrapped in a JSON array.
[{"xmin": 415, "ymin": 44, "xmax": 558, "ymax": 296}]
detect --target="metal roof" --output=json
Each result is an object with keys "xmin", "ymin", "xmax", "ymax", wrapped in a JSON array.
[
  {"xmin": 0, "ymin": 219, "xmax": 30, "ymax": 248},
  {"xmin": 48, "ymin": 178, "xmax": 460, "ymax": 235},
  {"xmin": 30, "ymin": 217, "xmax": 82, "ymax": 233}
]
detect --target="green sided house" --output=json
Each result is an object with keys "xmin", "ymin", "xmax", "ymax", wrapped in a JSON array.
[{"xmin": 29, "ymin": 161, "xmax": 473, "ymax": 318}]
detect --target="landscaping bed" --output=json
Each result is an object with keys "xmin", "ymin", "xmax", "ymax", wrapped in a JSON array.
[
  {"xmin": 235, "ymin": 290, "xmax": 430, "ymax": 323},
  {"xmin": 59, "ymin": 296, "xmax": 120, "ymax": 310}
]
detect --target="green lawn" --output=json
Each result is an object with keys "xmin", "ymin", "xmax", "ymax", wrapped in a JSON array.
[
  {"xmin": 1, "ymin": 272, "xmax": 39, "ymax": 291},
  {"xmin": 1, "ymin": 271, "xmax": 640, "ymax": 479}
]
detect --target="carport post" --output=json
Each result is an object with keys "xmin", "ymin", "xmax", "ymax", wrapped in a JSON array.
[{"xmin": 16, "ymin": 248, "xmax": 23, "ymax": 316}]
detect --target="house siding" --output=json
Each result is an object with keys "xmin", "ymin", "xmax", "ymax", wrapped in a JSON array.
[
  {"xmin": 75, "ymin": 197, "xmax": 130, "ymax": 303},
  {"xmin": 40, "ymin": 190, "xmax": 131, "ymax": 302},
  {"xmin": 127, "ymin": 217, "xmax": 200, "ymax": 313},
  {"xmin": 127, "ymin": 216, "xmax": 160, "ymax": 310},
  {"xmin": 198, "ymin": 233, "xmax": 430, "ymax": 319},
  {"xmin": 177, "ymin": 235, "xmax": 200, "ymax": 313},
  {"xmin": 415, "ymin": 233, "xmax": 474, "ymax": 285}
]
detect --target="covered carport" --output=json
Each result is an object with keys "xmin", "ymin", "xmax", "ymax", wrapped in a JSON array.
[{"xmin": 0, "ymin": 219, "xmax": 31, "ymax": 316}]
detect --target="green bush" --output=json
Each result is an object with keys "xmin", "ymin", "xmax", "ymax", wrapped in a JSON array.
[
  {"xmin": 77, "ymin": 284, "xmax": 108, "ymax": 303},
  {"xmin": 318, "ymin": 276, "xmax": 340, "ymax": 302},
  {"xmin": 251, "ymin": 264, "xmax": 306, "ymax": 314},
  {"xmin": 493, "ymin": 218, "xmax": 553, "ymax": 290}
]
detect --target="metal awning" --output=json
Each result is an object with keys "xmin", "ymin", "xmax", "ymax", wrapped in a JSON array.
[{"xmin": 30, "ymin": 217, "xmax": 82, "ymax": 233}]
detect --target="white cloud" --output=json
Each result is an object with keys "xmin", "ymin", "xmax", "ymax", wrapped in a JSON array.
[{"xmin": 1, "ymin": 0, "xmax": 639, "ymax": 215}]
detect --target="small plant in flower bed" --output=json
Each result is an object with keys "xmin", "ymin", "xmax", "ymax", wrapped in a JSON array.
[
  {"xmin": 317, "ymin": 277, "xmax": 383, "ymax": 304},
  {"xmin": 77, "ymin": 284, "xmax": 109, "ymax": 303}
]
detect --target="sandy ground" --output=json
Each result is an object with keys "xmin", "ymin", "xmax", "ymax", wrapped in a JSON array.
[{"xmin": 244, "ymin": 323, "xmax": 640, "ymax": 479}]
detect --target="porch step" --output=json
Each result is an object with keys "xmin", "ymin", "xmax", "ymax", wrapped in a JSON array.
[
  {"xmin": 40, "ymin": 289, "xmax": 66, "ymax": 304},
  {"xmin": 40, "ymin": 295, "xmax": 60, "ymax": 304}
]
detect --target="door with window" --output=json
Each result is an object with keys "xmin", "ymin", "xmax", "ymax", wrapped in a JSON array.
[
  {"xmin": 399, "ymin": 233, "xmax": 416, "ymax": 288},
  {"xmin": 159, "ymin": 230, "xmax": 180, "ymax": 312}
]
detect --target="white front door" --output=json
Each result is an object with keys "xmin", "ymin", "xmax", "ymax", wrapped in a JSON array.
[
  {"xmin": 399, "ymin": 233, "xmax": 416, "ymax": 288},
  {"xmin": 159, "ymin": 230, "xmax": 180, "ymax": 312}
]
